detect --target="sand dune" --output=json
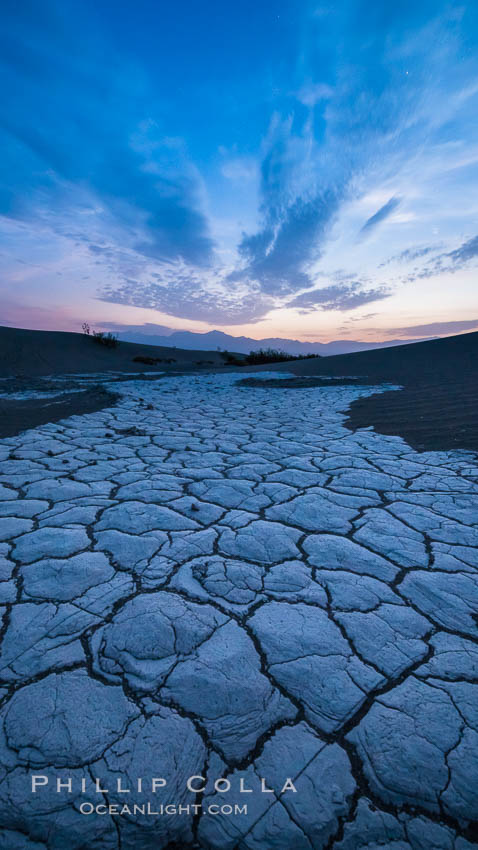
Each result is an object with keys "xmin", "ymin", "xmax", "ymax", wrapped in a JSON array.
[
  {"xmin": 0, "ymin": 325, "xmax": 232, "ymax": 378},
  {"xmin": 278, "ymin": 331, "xmax": 478, "ymax": 453}
]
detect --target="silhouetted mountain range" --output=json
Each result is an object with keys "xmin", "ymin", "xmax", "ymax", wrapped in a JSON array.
[{"xmin": 112, "ymin": 328, "xmax": 430, "ymax": 356}]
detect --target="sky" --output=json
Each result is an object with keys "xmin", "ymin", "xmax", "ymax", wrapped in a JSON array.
[{"xmin": 1, "ymin": 0, "xmax": 478, "ymax": 342}]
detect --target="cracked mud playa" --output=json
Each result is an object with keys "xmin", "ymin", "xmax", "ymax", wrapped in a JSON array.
[{"xmin": 0, "ymin": 371, "xmax": 477, "ymax": 849}]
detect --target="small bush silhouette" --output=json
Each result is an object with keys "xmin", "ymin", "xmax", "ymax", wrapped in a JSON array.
[
  {"xmin": 132, "ymin": 355, "xmax": 176, "ymax": 365},
  {"xmin": 220, "ymin": 350, "xmax": 245, "ymax": 366},
  {"xmin": 133, "ymin": 356, "xmax": 161, "ymax": 365},
  {"xmin": 82, "ymin": 324, "xmax": 119, "ymax": 348},
  {"xmin": 92, "ymin": 331, "xmax": 119, "ymax": 348},
  {"xmin": 245, "ymin": 348, "xmax": 293, "ymax": 364},
  {"xmin": 223, "ymin": 348, "xmax": 321, "ymax": 366}
]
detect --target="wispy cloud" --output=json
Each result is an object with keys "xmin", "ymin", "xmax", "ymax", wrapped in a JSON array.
[
  {"xmin": 384, "ymin": 319, "xmax": 478, "ymax": 336},
  {"xmin": 220, "ymin": 157, "xmax": 258, "ymax": 182},
  {"xmin": 447, "ymin": 234, "xmax": 478, "ymax": 265},
  {"xmin": 296, "ymin": 82, "xmax": 334, "ymax": 107},
  {"xmin": 379, "ymin": 245, "xmax": 440, "ymax": 266},
  {"xmin": 227, "ymin": 113, "xmax": 348, "ymax": 299},
  {"xmin": 287, "ymin": 283, "xmax": 391, "ymax": 313},
  {"xmin": 99, "ymin": 268, "xmax": 274, "ymax": 325},
  {"xmin": 402, "ymin": 233, "xmax": 478, "ymax": 281},
  {"xmin": 359, "ymin": 196, "xmax": 402, "ymax": 238}
]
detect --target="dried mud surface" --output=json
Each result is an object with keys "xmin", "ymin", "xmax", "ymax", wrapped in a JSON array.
[{"xmin": 0, "ymin": 371, "xmax": 477, "ymax": 848}]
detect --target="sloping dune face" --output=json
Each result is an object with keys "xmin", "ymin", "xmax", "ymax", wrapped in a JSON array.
[{"xmin": 0, "ymin": 371, "xmax": 477, "ymax": 849}]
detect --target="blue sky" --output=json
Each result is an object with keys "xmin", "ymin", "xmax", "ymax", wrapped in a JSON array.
[{"xmin": 1, "ymin": 0, "xmax": 478, "ymax": 341}]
